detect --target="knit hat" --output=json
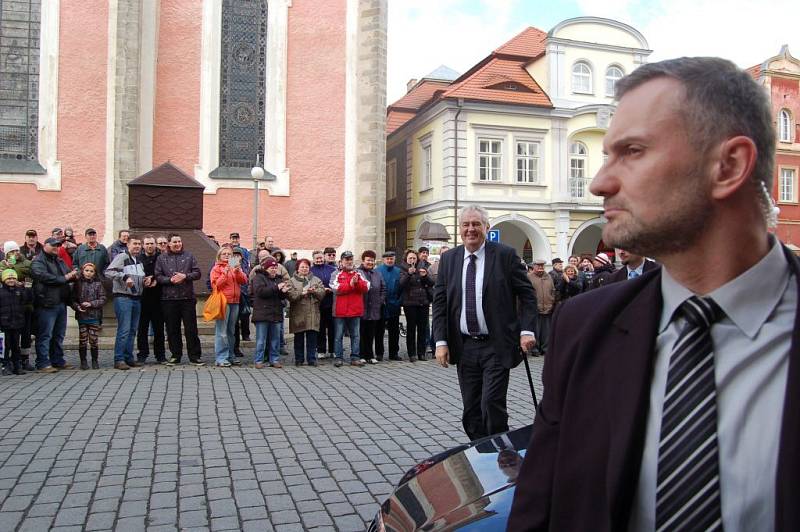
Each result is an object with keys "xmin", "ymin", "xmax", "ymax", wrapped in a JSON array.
[
  {"xmin": 1, "ymin": 269, "xmax": 18, "ymax": 282},
  {"xmin": 261, "ymin": 256, "xmax": 278, "ymax": 268},
  {"xmin": 594, "ymin": 253, "xmax": 612, "ymax": 266},
  {"xmin": 3, "ymin": 241, "xmax": 20, "ymax": 255}
]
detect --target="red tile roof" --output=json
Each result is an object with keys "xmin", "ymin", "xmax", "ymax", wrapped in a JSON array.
[
  {"xmin": 442, "ymin": 57, "xmax": 551, "ymax": 107},
  {"xmin": 386, "ymin": 26, "xmax": 552, "ymax": 136},
  {"xmin": 494, "ymin": 27, "xmax": 548, "ymax": 59},
  {"xmin": 746, "ymin": 64, "xmax": 762, "ymax": 79}
]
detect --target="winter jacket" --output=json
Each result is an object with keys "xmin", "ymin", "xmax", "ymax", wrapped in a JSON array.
[
  {"xmin": 20, "ymin": 242, "xmax": 43, "ymax": 261},
  {"xmin": 376, "ymin": 263, "xmax": 402, "ymax": 318},
  {"xmin": 527, "ymin": 271, "xmax": 556, "ymax": 314},
  {"xmin": 558, "ymin": 275, "xmax": 583, "ymax": 301},
  {"xmin": 330, "ymin": 268, "xmax": 369, "ymax": 318},
  {"xmin": 0, "ymin": 256, "xmax": 33, "ymax": 311},
  {"xmin": 210, "ymin": 261, "xmax": 248, "ymax": 304},
  {"xmin": 398, "ymin": 264, "xmax": 434, "ymax": 308},
  {"xmin": 71, "ymin": 276, "xmax": 106, "ymax": 324},
  {"xmin": 138, "ymin": 251, "xmax": 162, "ymax": 302},
  {"xmin": 284, "ymin": 259, "xmax": 297, "ymax": 277},
  {"xmin": 105, "ymin": 251, "xmax": 146, "ymax": 297},
  {"xmin": 310, "ymin": 263, "xmax": 336, "ymax": 310},
  {"xmin": 109, "ymin": 240, "xmax": 128, "ymax": 261},
  {"xmin": 358, "ymin": 266, "xmax": 386, "ymax": 321},
  {"xmin": 591, "ymin": 264, "xmax": 616, "ymax": 290},
  {"xmin": 286, "ymin": 274, "xmax": 325, "ymax": 333},
  {"xmin": 0, "ymin": 284, "xmax": 32, "ymax": 330},
  {"xmin": 73, "ymin": 243, "xmax": 110, "ymax": 275},
  {"xmin": 31, "ymin": 251, "xmax": 73, "ymax": 308},
  {"xmin": 155, "ymin": 250, "xmax": 201, "ymax": 301},
  {"xmin": 250, "ymin": 270, "xmax": 286, "ymax": 323}
]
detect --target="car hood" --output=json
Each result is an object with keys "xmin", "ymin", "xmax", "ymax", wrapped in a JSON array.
[{"xmin": 377, "ymin": 424, "xmax": 533, "ymax": 531}]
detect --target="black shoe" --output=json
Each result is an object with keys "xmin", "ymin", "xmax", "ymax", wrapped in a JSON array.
[
  {"xmin": 308, "ymin": 361, "xmax": 318, "ymax": 367},
  {"xmin": 388, "ymin": 355, "xmax": 400, "ymax": 361},
  {"xmin": 230, "ymin": 359, "xmax": 242, "ymax": 366},
  {"xmin": 241, "ymin": 337, "xmax": 251, "ymax": 342},
  {"xmin": 295, "ymin": 361, "xmax": 303, "ymax": 367},
  {"xmin": 234, "ymin": 350, "xmax": 244, "ymax": 358}
]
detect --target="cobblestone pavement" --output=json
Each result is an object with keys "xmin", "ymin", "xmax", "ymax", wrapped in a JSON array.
[{"xmin": 0, "ymin": 349, "xmax": 543, "ymax": 531}]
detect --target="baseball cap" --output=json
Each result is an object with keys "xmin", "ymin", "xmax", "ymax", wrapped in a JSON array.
[
  {"xmin": 44, "ymin": 237, "xmax": 62, "ymax": 246},
  {"xmin": 382, "ymin": 251, "xmax": 396, "ymax": 258},
  {"xmin": 230, "ymin": 232, "xmax": 240, "ymax": 238},
  {"xmin": 340, "ymin": 251, "xmax": 354, "ymax": 259},
  {"xmin": 85, "ymin": 228, "xmax": 97, "ymax": 235}
]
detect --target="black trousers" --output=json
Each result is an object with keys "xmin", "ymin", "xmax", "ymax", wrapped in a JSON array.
[
  {"xmin": 2, "ymin": 328, "xmax": 21, "ymax": 367},
  {"xmin": 456, "ymin": 338, "xmax": 510, "ymax": 441},
  {"xmin": 376, "ymin": 316, "xmax": 400, "ymax": 360},
  {"xmin": 534, "ymin": 313, "xmax": 551, "ymax": 355},
  {"xmin": 162, "ymin": 299, "xmax": 202, "ymax": 361},
  {"xmin": 359, "ymin": 319, "xmax": 381, "ymax": 360},
  {"xmin": 137, "ymin": 296, "xmax": 165, "ymax": 360},
  {"xmin": 234, "ymin": 312, "xmax": 251, "ymax": 353},
  {"xmin": 317, "ymin": 306, "xmax": 335, "ymax": 354},
  {"xmin": 21, "ymin": 308, "xmax": 34, "ymax": 350},
  {"xmin": 403, "ymin": 305, "xmax": 428, "ymax": 359}
]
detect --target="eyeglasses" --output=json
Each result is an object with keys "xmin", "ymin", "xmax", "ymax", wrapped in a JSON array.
[{"xmin": 157, "ymin": 241, "xmax": 168, "ymax": 245}]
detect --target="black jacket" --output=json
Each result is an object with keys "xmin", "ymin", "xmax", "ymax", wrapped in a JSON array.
[
  {"xmin": 155, "ymin": 250, "xmax": 201, "ymax": 301},
  {"xmin": 250, "ymin": 271, "xmax": 286, "ymax": 323},
  {"xmin": 432, "ymin": 241, "xmax": 537, "ymax": 368},
  {"xmin": 31, "ymin": 251, "xmax": 73, "ymax": 308},
  {"xmin": 138, "ymin": 250, "xmax": 162, "ymax": 301},
  {"xmin": 0, "ymin": 284, "xmax": 32, "ymax": 330},
  {"xmin": 399, "ymin": 263, "xmax": 434, "ymax": 307},
  {"xmin": 71, "ymin": 277, "xmax": 106, "ymax": 322}
]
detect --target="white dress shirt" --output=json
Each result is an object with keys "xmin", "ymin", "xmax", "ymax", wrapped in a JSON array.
[{"xmin": 628, "ymin": 238, "xmax": 795, "ymax": 531}]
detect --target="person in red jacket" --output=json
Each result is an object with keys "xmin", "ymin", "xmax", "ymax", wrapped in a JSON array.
[
  {"xmin": 330, "ymin": 250, "xmax": 370, "ymax": 367},
  {"xmin": 210, "ymin": 246, "xmax": 248, "ymax": 367}
]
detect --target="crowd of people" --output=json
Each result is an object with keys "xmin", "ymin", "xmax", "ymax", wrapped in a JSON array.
[{"xmin": 0, "ymin": 226, "xmax": 461, "ymax": 374}]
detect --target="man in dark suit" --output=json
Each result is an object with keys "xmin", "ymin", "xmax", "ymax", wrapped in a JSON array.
[
  {"xmin": 432, "ymin": 205, "xmax": 537, "ymax": 441},
  {"xmin": 608, "ymin": 248, "xmax": 659, "ymax": 284},
  {"xmin": 509, "ymin": 57, "xmax": 800, "ymax": 531}
]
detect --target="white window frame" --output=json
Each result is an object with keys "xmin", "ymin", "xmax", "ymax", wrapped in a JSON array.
[
  {"xmin": 779, "ymin": 109, "xmax": 792, "ymax": 143},
  {"xmin": 515, "ymin": 139, "xmax": 541, "ymax": 184},
  {"xmin": 605, "ymin": 65, "xmax": 624, "ymax": 97},
  {"xmin": 419, "ymin": 134, "xmax": 433, "ymax": 191},
  {"xmin": 569, "ymin": 141, "xmax": 588, "ymax": 198},
  {"xmin": 572, "ymin": 61, "xmax": 593, "ymax": 94},
  {"xmin": 477, "ymin": 137, "xmax": 503, "ymax": 182},
  {"xmin": 386, "ymin": 158, "xmax": 397, "ymax": 201},
  {"xmin": 779, "ymin": 166, "xmax": 797, "ymax": 203}
]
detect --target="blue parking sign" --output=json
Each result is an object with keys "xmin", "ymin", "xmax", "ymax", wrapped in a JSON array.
[{"xmin": 487, "ymin": 229, "xmax": 500, "ymax": 242}]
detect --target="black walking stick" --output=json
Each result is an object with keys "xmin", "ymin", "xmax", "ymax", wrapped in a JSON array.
[{"xmin": 521, "ymin": 348, "xmax": 539, "ymax": 410}]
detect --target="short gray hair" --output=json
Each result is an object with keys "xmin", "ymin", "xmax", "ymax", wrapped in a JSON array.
[
  {"xmin": 616, "ymin": 57, "xmax": 775, "ymax": 216},
  {"xmin": 459, "ymin": 205, "xmax": 490, "ymax": 226}
]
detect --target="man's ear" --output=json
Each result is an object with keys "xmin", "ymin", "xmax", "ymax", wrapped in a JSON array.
[{"xmin": 710, "ymin": 135, "xmax": 758, "ymax": 200}]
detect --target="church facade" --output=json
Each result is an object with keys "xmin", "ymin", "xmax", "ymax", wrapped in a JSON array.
[{"xmin": 0, "ymin": 0, "xmax": 387, "ymax": 254}]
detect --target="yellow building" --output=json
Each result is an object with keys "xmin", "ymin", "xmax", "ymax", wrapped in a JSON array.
[{"xmin": 385, "ymin": 17, "xmax": 651, "ymax": 262}]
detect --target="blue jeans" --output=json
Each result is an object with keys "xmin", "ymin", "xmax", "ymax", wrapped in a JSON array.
[
  {"xmin": 255, "ymin": 321, "xmax": 281, "ymax": 364},
  {"xmin": 35, "ymin": 305, "xmax": 67, "ymax": 369},
  {"xmin": 214, "ymin": 303, "xmax": 239, "ymax": 364},
  {"xmin": 114, "ymin": 296, "xmax": 141, "ymax": 363},
  {"xmin": 334, "ymin": 317, "xmax": 361, "ymax": 361},
  {"xmin": 294, "ymin": 330, "xmax": 318, "ymax": 364}
]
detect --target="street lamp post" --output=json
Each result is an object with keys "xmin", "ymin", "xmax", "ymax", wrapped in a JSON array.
[{"xmin": 251, "ymin": 156, "xmax": 265, "ymax": 252}]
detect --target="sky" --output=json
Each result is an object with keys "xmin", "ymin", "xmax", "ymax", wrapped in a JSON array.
[{"xmin": 387, "ymin": 0, "xmax": 800, "ymax": 103}]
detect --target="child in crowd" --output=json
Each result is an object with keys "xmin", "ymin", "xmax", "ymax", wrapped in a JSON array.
[
  {"xmin": 71, "ymin": 262, "xmax": 106, "ymax": 369},
  {"xmin": 0, "ymin": 269, "xmax": 32, "ymax": 375}
]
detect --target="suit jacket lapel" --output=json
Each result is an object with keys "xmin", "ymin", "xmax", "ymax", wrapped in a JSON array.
[
  {"xmin": 776, "ymin": 245, "xmax": 800, "ymax": 531},
  {"xmin": 604, "ymin": 273, "xmax": 663, "ymax": 528},
  {"xmin": 482, "ymin": 241, "xmax": 494, "ymax": 297},
  {"xmin": 452, "ymin": 245, "xmax": 465, "ymax": 319}
]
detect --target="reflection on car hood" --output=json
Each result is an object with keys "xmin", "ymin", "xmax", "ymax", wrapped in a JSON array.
[{"xmin": 376, "ymin": 424, "xmax": 533, "ymax": 531}]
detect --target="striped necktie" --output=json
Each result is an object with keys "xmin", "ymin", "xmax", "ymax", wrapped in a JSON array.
[
  {"xmin": 656, "ymin": 295, "xmax": 725, "ymax": 531},
  {"xmin": 465, "ymin": 254, "xmax": 480, "ymax": 335}
]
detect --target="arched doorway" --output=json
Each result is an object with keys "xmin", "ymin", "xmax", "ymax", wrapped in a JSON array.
[
  {"xmin": 490, "ymin": 215, "xmax": 551, "ymax": 263},
  {"xmin": 569, "ymin": 217, "xmax": 606, "ymax": 257}
]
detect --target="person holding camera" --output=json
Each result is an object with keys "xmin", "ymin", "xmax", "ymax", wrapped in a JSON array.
[
  {"xmin": 399, "ymin": 249, "xmax": 434, "ymax": 362},
  {"xmin": 210, "ymin": 246, "xmax": 248, "ymax": 367}
]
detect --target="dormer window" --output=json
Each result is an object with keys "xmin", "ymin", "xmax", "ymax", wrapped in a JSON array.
[
  {"xmin": 605, "ymin": 66, "xmax": 624, "ymax": 97},
  {"xmin": 572, "ymin": 62, "xmax": 592, "ymax": 94}
]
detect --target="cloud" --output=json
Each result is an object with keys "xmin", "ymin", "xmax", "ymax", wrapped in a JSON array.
[{"xmin": 387, "ymin": 0, "xmax": 525, "ymax": 103}]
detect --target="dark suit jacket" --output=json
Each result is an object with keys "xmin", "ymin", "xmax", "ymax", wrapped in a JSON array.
[
  {"xmin": 507, "ymin": 245, "xmax": 800, "ymax": 532},
  {"xmin": 607, "ymin": 258, "xmax": 660, "ymax": 284},
  {"xmin": 432, "ymin": 241, "xmax": 537, "ymax": 369}
]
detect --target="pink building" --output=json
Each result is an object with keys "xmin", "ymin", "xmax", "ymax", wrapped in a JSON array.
[{"xmin": 0, "ymin": 0, "xmax": 387, "ymax": 254}]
